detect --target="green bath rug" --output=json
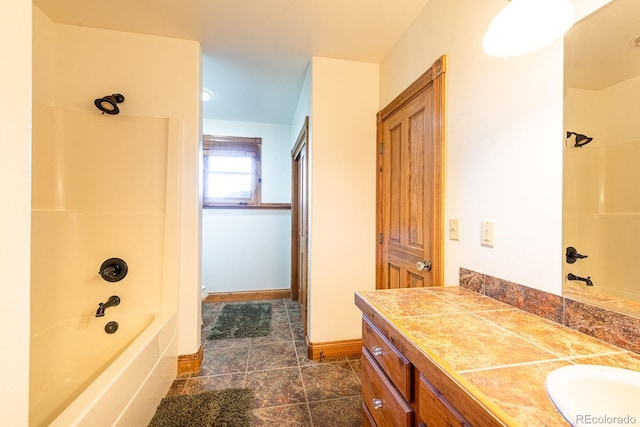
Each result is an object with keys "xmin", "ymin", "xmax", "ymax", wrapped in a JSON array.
[
  {"xmin": 148, "ymin": 388, "xmax": 253, "ymax": 427},
  {"xmin": 207, "ymin": 302, "xmax": 272, "ymax": 340}
]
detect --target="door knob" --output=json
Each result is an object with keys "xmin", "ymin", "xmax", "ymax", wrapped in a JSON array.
[{"xmin": 416, "ymin": 260, "xmax": 432, "ymax": 271}]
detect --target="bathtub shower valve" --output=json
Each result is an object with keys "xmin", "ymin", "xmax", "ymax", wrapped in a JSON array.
[
  {"xmin": 566, "ymin": 247, "xmax": 588, "ymax": 264},
  {"xmin": 99, "ymin": 258, "xmax": 128, "ymax": 282},
  {"xmin": 96, "ymin": 295, "xmax": 121, "ymax": 317}
]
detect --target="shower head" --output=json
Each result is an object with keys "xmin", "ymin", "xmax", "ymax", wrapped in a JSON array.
[{"xmin": 94, "ymin": 93, "xmax": 125, "ymax": 115}]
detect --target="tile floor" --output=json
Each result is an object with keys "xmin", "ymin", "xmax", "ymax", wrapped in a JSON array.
[{"xmin": 165, "ymin": 299, "xmax": 363, "ymax": 426}]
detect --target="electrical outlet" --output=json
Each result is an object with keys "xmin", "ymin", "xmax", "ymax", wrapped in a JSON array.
[
  {"xmin": 449, "ymin": 219, "xmax": 460, "ymax": 240},
  {"xmin": 481, "ymin": 221, "xmax": 495, "ymax": 247}
]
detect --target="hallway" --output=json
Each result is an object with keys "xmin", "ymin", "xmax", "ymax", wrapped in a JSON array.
[{"xmin": 165, "ymin": 299, "xmax": 363, "ymax": 426}]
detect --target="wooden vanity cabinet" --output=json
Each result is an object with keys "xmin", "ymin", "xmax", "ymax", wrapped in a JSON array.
[
  {"xmin": 419, "ymin": 375, "xmax": 470, "ymax": 427},
  {"xmin": 362, "ymin": 348, "xmax": 414, "ymax": 426},
  {"xmin": 362, "ymin": 315, "xmax": 471, "ymax": 427},
  {"xmin": 362, "ymin": 316, "xmax": 412, "ymax": 399}
]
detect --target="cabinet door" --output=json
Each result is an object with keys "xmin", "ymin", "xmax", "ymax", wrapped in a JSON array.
[
  {"xmin": 362, "ymin": 347, "xmax": 413, "ymax": 427},
  {"xmin": 419, "ymin": 375, "xmax": 470, "ymax": 427}
]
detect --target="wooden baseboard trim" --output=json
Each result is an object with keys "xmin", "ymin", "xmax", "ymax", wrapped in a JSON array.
[
  {"xmin": 177, "ymin": 345, "xmax": 203, "ymax": 375},
  {"xmin": 204, "ymin": 288, "xmax": 291, "ymax": 303},
  {"xmin": 306, "ymin": 338, "xmax": 363, "ymax": 361}
]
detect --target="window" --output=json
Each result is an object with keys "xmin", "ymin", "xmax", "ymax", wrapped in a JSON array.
[{"xmin": 203, "ymin": 135, "xmax": 261, "ymax": 207}]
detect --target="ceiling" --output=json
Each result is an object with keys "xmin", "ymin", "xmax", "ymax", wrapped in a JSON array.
[
  {"xmin": 565, "ymin": 0, "xmax": 640, "ymax": 90},
  {"xmin": 34, "ymin": 0, "xmax": 431, "ymax": 124}
]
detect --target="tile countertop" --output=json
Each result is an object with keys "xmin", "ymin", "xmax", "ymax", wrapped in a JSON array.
[{"xmin": 355, "ymin": 286, "xmax": 640, "ymax": 427}]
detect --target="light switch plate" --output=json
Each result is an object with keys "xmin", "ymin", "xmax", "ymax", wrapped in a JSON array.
[
  {"xmin": 481, "ymin": 221, "xmax": 495, "ymax": 247},
  {"xmin": 449, "ymin": 219, "xmax": 460, "ymax": 240}
]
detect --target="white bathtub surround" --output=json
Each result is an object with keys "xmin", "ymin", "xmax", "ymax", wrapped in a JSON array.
[
  {"xmin": 48, "ymin": 312, "xmax": 177, "ymax": 427},
  {"xmin": 30, "ymin": 100, "xmax": 182, "ymax": 425}
]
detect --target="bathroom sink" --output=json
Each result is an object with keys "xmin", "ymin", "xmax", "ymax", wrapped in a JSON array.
[{"xmin": 545, "ymin": 364, "xmax": 640, "ymax": 426}]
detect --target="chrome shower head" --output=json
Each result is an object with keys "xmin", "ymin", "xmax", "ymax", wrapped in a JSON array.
[{"xmin": 94, "ymin": 93, "xmax": 125, "ymax": 115}]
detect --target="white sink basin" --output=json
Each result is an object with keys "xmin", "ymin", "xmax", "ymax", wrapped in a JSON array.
[{"xmin": 546, "ymin": 364, "xmax": 640, "ymax": 426}]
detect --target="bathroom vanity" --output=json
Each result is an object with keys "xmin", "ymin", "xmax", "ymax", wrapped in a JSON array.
[{"xmin": 355, "ymin": 287, "xmax": 640, "ymax": 426}]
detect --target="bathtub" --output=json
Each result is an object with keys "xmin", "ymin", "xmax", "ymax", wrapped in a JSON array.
[{"xmin": 29, "ymin": 310, "xmax": 177, "ymax": 427}]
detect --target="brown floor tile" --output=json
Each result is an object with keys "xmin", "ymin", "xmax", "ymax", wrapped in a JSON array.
[
  {"xmin": 246, "ymin": 367, "xmax": 307, "ymax": 408},
  {"xmin": 165, "ymin": 379, "xmax": 186, "ymax": 396},
  {"xmin": 163, "ymin": 299, "xmax": 363, "ymax": 427},
  {"xmin": 288, "ymin": 309, "xmax": 301, "ymax": 322},
  {"xmin": 196, "ymin": 346, "xmax": 249, "ymax": 376},
  {"xmin": 301, "ymin": 361, "xmax": 362, "ymax": 402},
  {"xmin": 348, "ymin": 358, "xmax": 363, "ymax": 381},
  {"xmin": 253, "ymin": 403, "xmax": 312, "ymax": 426},
  {"xmin": 182, "ymin": 373, "xmax": 246, "ymax": 394},
  {"xmin": 309, "ymin": 397, "xmax": 362, "ymax": 427},
  {"xmin": 295, "ymin": 340, "xmax": 313, "ymax": 365},
  {"xmin": 248, "ymin": 342, "xmax": 299, "ymax": 371},
  {"xmin": 291, "ymin": 324, "xmax": 305, "ymax": 341},
  {"xmin": 250, "ymin": 322, "xmax": 293, "ymax": 345},
  {"xmin": 203, "ymin": 335, "xmax": 251, "ymax": 349},
  {"xmin": 271, "ymin": 308, "xmax": 290, "ymax": 324}
]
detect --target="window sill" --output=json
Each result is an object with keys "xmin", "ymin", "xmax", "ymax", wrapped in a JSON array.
[{"xmin": 203, "ymin": 203, "xmax": 291, "ymax": 210}]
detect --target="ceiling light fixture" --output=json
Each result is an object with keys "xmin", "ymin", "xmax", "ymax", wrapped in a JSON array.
[
  {"xmin": 483, "ymin": 0, "xmax": 576, "ymax": 57},
  {"xmin": 202, "ymin": 88, "xmax": 214, "ymax": 102}
]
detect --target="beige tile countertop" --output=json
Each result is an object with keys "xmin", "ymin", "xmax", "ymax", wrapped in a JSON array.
[{"xmin": 355, "ymin": 286, "xmax": 640, "ymax": 426}]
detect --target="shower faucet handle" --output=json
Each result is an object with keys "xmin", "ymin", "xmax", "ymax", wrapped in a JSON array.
[{"xmin": 566, "ymin": 246, "xmax": 588, "ymax": 264}]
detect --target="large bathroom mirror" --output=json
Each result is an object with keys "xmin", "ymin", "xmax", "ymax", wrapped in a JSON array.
[{"xmin": 563, "ymin": 0, "xmax": 640, "ymax": 315}]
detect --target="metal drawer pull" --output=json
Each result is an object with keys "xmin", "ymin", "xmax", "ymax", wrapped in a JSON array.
[
  {"xmin": 372, "ymin": 398, "xmax": 383, "ymax": 410},
  {"xmin": 372, "ymin": 346, "xmax": 383, "ymax": 356}
]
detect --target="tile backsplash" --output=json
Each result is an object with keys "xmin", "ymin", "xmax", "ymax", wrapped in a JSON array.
[{"xmin": 460, "ymin": 268, "xmax": 640, "ymax": 354}]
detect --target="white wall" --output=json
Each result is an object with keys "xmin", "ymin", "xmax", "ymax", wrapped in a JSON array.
[
  {"xmin": 307, "ymin": 57, "xmax": 379, "ymax": 342},
  {"xmin": 201, "ymin": 119, "xmax": 292, "ymax": 293},
  {"xmin": 202, "ymin": 210, "xmax": 291, "ymax": 292},
  {"xmin": 380, "ymin": 0, "xmax": 610, "ymax": 295},
  {"xmin": 291, "ymin": 63, "xmax": 312, "ymax": 149},
  {"xmin": 0, "ymin": 1, "xmax": 31, "ymax": 425},
  {"xmin": 33, "ymin": 11, "xmax": 203, "ymax": 356}
]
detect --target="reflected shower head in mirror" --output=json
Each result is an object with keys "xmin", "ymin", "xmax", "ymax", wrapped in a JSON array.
[{"xmin": 94, "ymin": 93, "xmax": 125, "ymax": 115}]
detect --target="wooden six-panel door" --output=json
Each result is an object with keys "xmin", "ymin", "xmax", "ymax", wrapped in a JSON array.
[{"xmin": 376, "ymin": 56, "xmax": 446, "ymax": 289}]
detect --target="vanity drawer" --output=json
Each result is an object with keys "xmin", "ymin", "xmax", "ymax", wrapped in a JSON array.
[
  {"xmin": 362, "ymin": 347, "xmax": 413, "ymax": 427},
  {"xmin": 362, "ymin": 402, "xmax": 376, "ymax": 427},
  {"xmin": 419, "ymin": 374, "xmax": 470, "ymax": 427},
  {"xmin": 362, "ymin": 316, "xmax": 412, "ymax": 400}
]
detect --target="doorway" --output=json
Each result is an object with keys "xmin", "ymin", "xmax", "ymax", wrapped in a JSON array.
[
  {"xmin": 376, "ymin": 56, "xmax": 446, "ymax": 289},
  {"xmin": 291, "ymin": 117, "xmax": 309, "ymax": 335}
]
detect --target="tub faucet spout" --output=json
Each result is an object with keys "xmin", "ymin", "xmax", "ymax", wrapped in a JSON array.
[
  {"xmin": 567, "ymin": 273, "xmax": 593, "ymax": 287},
  {"xmin": 96, "ymin": 295, "xmax": 120, "ymax": 317}
]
